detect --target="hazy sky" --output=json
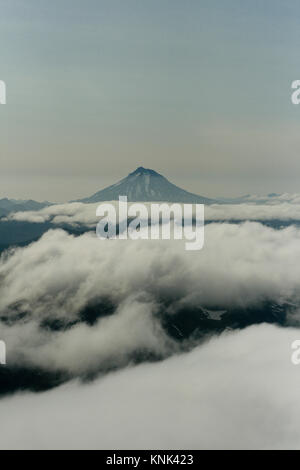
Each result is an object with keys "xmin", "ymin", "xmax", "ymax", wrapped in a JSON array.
[{"xmin": 0, "ymin": 0, "xmax": 300, "ymax": 201}]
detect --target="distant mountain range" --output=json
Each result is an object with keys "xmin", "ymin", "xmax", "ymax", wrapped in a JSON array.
[
  {"xmin": 0, "ymin": 198, "xmax": 51, "ymax": 216},
  {"xmin": 78, "ymin": 167, "xmax": 216, "ymax": 204},
  {"xmin": 0, "ymin": 168, "xmax": 292, "ymax": 214}
]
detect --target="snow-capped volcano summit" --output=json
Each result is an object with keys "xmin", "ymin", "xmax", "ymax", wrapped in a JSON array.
[{"xmin": 78, "ymin": 167, "xmax": 215, "ymax": 204}]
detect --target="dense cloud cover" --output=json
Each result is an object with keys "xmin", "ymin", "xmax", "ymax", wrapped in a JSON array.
[
  {"xmin": 2, "ymin": 202, "xmax": 300, "ymax": 448},
  {"xmin": 6, "ymin": 196, "xmax": 300, "ymax": 228},
  {"xmin": 1, "ymin": 222, "xmax": 300, "ymax": 378},
  {"xmin": 0, "ymin": 324, "xmax": 299, "ymax": 450}
]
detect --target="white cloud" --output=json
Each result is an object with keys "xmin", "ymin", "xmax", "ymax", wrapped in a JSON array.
[
  {"xmin": 4, "ymin": 202, "xmax": 99, "ymax": 226},
  {"xmin": 1, "ymin": 222, "xmax": 300, "ymax": 376},
  {"xmin": 206, "ymin": 202, "xmax": 300, "ymax": 221},
  {"xmin": 2, "ymin": 222, "xmax": 300, "ymax": 319},
  {"xmin": 0, "ymin": 324, "xmax": 299, "ymax": 450},
  {"xmin": 1, "ymin": 296, "xmax": 175, "ymax": 374},
  {"xmin": 6, "ymin": 198, "xmax": 300, "ymax": 228}
]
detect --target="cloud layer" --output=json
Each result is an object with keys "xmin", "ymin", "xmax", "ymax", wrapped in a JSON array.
[
  {"xmin": 1, "ymin": 221, "xmax": 300, "ymax": 378},
  {"xmin": 0, "ymin": 324, "xmax": 299, "ymax": 450},
  {"xmin": 1, "ymin": 209, "xmax": 300, "ymax": 448},
  {"xmin": 6, "ymin": 197, "xmax": 300, "ymax": 229}
]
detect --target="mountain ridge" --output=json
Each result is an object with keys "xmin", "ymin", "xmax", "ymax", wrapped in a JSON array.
[
  {"xmin": 0, "ymin": 198, "xmax": 51, "ymax": 217},
  {"xmin": 77, "ymin": 167, "xmax": 216, "ymax": 204}
]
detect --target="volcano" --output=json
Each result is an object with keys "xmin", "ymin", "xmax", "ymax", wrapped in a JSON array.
[{"xmin": 78, "ymin": 167, "xmax": 215, "ymax": 204}]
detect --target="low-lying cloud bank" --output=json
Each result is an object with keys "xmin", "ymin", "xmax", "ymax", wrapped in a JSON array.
[
  {"xmin": 5, "ymin": 199, "xmax": 300, "ymax": 227},
  {"xmin": 1, "ymin": 222, "xmax": 300, "ymax": 380},
  {"xmin": 0, "ymin": 324, "xmax": 299, "ymax": 450},
  {"xmin": 220, "ymin": 192, "xmax": 300, "ymax": 205}
]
